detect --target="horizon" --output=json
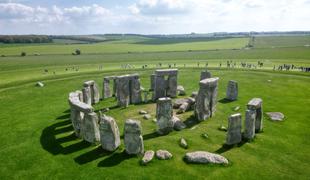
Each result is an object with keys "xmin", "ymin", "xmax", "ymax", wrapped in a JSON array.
[{"xmin": 1, "ymin": 0, "xmax": 310, "ymax": 35}]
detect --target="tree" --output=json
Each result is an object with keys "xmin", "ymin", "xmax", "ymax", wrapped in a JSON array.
[
  {"xmin": 75, "ymin": 49, "xmax": 81, "ymax": 55},
  {"xmin": 21, "ymin": 52, "xmax": 26, "ymax": 57}
]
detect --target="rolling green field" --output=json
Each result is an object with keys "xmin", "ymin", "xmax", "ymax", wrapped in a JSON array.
[{"xmin": 0, "ymin": 35, "xmax": 309, "ymax": 179}]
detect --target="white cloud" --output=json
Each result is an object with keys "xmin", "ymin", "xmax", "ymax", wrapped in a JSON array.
[{"xmin": 0, "ymin": 0, "xmax": 309, "ymax": 34}]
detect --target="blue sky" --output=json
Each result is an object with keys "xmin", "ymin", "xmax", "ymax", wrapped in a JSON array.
[{"xmin": 0, "ymin": 0, "xmax": 310, "ymax": 35}]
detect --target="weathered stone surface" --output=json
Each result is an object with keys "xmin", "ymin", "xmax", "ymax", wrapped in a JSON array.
[
  {"xmin": 177, "ymin": 85, "xmax": 186, "ymax": 96},
  {"xmin": 36, "ymin": 81, "xmax": 44, "ymax": 87},
  {"xmin": 172, "ymin": 116, "xmax": 186, "ymax": 130},
  {"xmin": 139, "ymin": 110, "xmax": 148, "ymax": 115},
  {"xmin": 266, "ymin": 112, "xmax": 284, "ymax": 121},
  {"xmin": 153, "ymin": 69, "xmax": 178, "ymax": 99},
  {"xmin": 226, "ymin": 80, "xmax": 238, "ymax": 101},
  {"xmin": 92, "ymin": 82, "xmax": 100, "ymax": 104},
  {"xmin": 156, "ymin": 97, "xmax": 174, "ymax": 134},
  {"xmin": 143, "ymin": 114, "xmax": 151, "ymax": 120},
  {"xmin": 177, "ymin": 102, "xmax": 190, "ymax": 114},
  {"xmin": 124, "ymin": 119, "xmax": 144, "ymax": 155},
  {"xmin": 194, "ymin": 77, "xmax": 219, "ymax": 121},
  {"xmin": 83, "ymin": 80, "xmax": 94, "ymax": 87},
  {"xmin": 82, "ymin": 86, "xmax": 92, "ymax": 105},
  {"xmin": 226, "ymin": 113, "xmax": 242, "ymax": 145},
  {"xmin": 99, "ymin": 114, "xmax": 120, "ymax": 151},
  {"xmin": 200, "ymin": 70, "xmax": 212, "ymax": 80},
  {"xmin": 116, "ymin": 76, "xmax": 130, "ymax": 107},
  {"xmin": 141, "ymin": 150, "xmax": 155, "ymax": 165},
  {"xmin": 82, "ymin": 112, "xmax": 100, "ymax": 143},
  {"xmin": 130, "ymin": 75, "xmax": 142, "ymax": 104},
  {"xmin": 184, "ymin": 151, "xmax": 228, "ymax": 164},
  {"xmin": 143, "ymin": 91, "xmax": 148, "ymax": 103},
  {"xmin": 179, "ymin": 138, "xmax": 188, "ymax": 149},
  {"xmin": 247, "ymin": 98, "xmax": 263, "ymax": 132},
  {"xmin": 156, "ymin": 150, "xmax": 172, "ymax": 160},
  {"xmin": 173, "ymin": 98, "xmax": 188, "ymax": 108},
  {"xmin": 103, "ymin": 77, "xmax": 111, "ymax": 99},
  {"xmin": 191, "ymin": 91, "xmax": 198, "ymax": 99},
  {"xmin": 244, "ymin": 109, "xmax": 256, "ymax": 140},
  {"xmin": 167, "ymin": 75, "xmax": 178, "ymax": 97},
  {"xmin": 68, "ymin": 92, "xmax": 94, "ymax": 113}
]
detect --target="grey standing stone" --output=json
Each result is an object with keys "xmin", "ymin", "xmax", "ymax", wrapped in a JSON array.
[
  {"xmin": 116, "ymin": 76, "xmax": 130, "ymax": 107},
  {"xmin": 156, "ymin": 97, "xmax": 174, "ymax": 134},
  {"xmin": 200, "ymin": 70, "xmax": 212, "ymax": 80},
  {"xmin": 82, "ymin": 86, "xmax": 92, "ymax": 105},
  {"xmin": 244, "ymin": 109, "xmax": 256, "ymax": 140},
  {"xmin": 99, "ymin": 114, "xmax": 120, "ymax": 151},
  {"xmin": 82, "ymin": 112, "xmax": 100, "ymax": 143},
  {"xmin": 194, "ymin": 77, "xmax": 219, "ymax": 121},
  {"xmin": 226, "ymin": 113, "xmax": 242, "ymax": 145},
  {"xmin": 141, "ymin": 150, "xmax": 155, "ymax": 165},
  {"xmin": 92, "ymin": 82, "xmax": 100, "ymax": 103},
  {"xmin": 130, "ymin": 75, "xmax": 142, "ymax": 104},
  {"xmin": 184, "ymin": 151, "xmax": 228, "ymax": 164},
  {"xmin": 247, "ymin": 98, "xmax": 263, "ymax": 132},
  {"xmin": 103, "ymin": 77, "xmax": 111, "ymax": 99},
  {"xmin": 167, "ymin": 75, "xmax": 178, "ymax": 97},
  {"xmin": 154, "ymin": 69, "xmax": 178, "ymax": 100},
  {"xmin": 226, "ymin": 80, "xmax": 238, "ymax": 101},
  {"xmin": 124, "ymin": 119, "xmax": 144, "ymax": 155}
]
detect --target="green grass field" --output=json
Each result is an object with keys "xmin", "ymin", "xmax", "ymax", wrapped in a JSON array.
[{"xmin": 0, "ymin": 35, "xmax": 309, "ymax": 179}]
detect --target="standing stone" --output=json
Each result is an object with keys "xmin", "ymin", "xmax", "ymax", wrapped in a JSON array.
[
  {"xmin": 124, "ymin": 119, "xmax": 144, "ymax": 155},
  {"xmin": 99, "ymin": 114, "xmax": 120, "ymax": 151},
  {"xmin": 154, "ymin": 75, "xmax": 166, "ymax": 100},
  {"xmin": 226, "ymin": 113, "xmax": 242, "ymax": 145},
  {"xmin": 194, "ymin": 77, "xmax": 219, "ymax": 121},
  {"xmin": 167, "ymin": 75, "xmax": 177, "ymax": 97},
  {"xmin": 116, "ymin": 76, "xmax": 130, "ymax": 107},
  {"xmin": 156, "ymin": 97, "xmax": 174, "ymax": 134},
  {"xmin": 244, "ymin": 109, "xmax": 256, "ymax": 140},
  {"xmin": 82, "ymin": 112, "xmax": 100, "ymax": 143},
  {"xmin": 82, "ymin": 86, "xmax": 92, "ymax": 105},
  {"xmin": 200, "ymin": 70, "xmax": 211, "ymax": 80},
  {"xmin": 113, "ymin": 78, "xmax": 117, "ymax": 97},
  {"xmin": 153, "ymin": 69, "xmax": 178, "ymax": 100},
  {"xmin": 103, "ymin": 77, "xmax": 111, "ymax": 99},
  {"xmin": 247, "ymin": 98, "xmax": 263, "ymax": 132},
  {"xmin": 226, "ymin": 80, "xmax": 238, "ymax": 101},
  {"xmin": 92, "ymin": 82, "xmax": 100, "ymax": 103},
  {"xmin": 150, "ymin": 74, "xmax": 155, "ymax": 91},
  {"xmin": 130, "ymin": 75, "xmax": 142, "ymax": 104}
]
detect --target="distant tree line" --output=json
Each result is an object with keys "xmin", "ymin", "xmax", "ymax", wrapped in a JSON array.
[
  {"xmin": 49, "ymin": 35, "xmax": 106, "ymax": 43},
  {"xmin": 0, "ymin": 35, "xmax": 52, "ymax": 44}
]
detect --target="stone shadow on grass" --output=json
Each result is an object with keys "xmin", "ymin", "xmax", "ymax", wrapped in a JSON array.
[
  {"xmin": 215, "ymin": 140, "xmax": 247, "ymax": 154},
  {"xmin": 183, "ymin": 115, "xmax": 201, "ymax": 128},
  {"xmin": 218, "ymin": 98, "xmax": 234, "ymax": 104},
  {"xmin": 74, "ymin": 146, "xmax": 113, "ymax": 165},
  {"xmin": 143, "ymin": 131, "xmax": 160, "ymax": 140},
  {"xmin": 97, "ymin": 150, "xmax": 134, "ymax": 167},
  {"xmin": 40, "ymin": 117, "xmax": 91, "ymax": 156}
]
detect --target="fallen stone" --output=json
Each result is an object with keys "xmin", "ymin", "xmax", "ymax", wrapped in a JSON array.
[
  {"xmin": 141, "ymin": 150, "xmax": 155, "ymax": 165},
  {"xmin": 234, "ymin": 106, "xmax": 240, "ymax": 111},
  {"xmin": 191, "ymin": 91, "xmax": 198, "ymax": 99},
  {"xmin": 266, "ymin": 112, "xmax": 284, "ymax": 121},
  {"xmin": 218, "ymin": 125, "xmax": 227, "ymax": 132},
  {"xmin": 172, "ymin": 116, "xmax": 186, "ymax": 130},
  {"xmin": 179, "ymin": 138, "xmax": 188, "ymax": 149},
  {"xmin": 184, "ymin": 151, "xmax": 228, "ymax": 164},
  {"xmin": 177, "ymin": 85, "xmax": 186, "ymax": 96},
  {"xmin": 139, "ymin": 110, "xmax": 148, "ymax": 115},
  {"xmin": 201, "ymin": 133, "xmax": 209, "ymax": 139},
  {"xmin": 156, "ymin": 150, "xmax": 172, "ymax": 160},
  {"xmin": 143, "ymin": 114, "xmax": 151, "ymax": 120},
  {"xmin": 36, "ymin": 81, "xmax": 44, "ymax": 87},
  {"xmin": 173, "ymin": 98, "xmax": 189, "ymax": 108}
]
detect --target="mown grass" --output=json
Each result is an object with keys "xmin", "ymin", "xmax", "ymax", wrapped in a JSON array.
[
  {"xmin": 0, "ymin": 68, "xmax": 309, "ymax": 179},
  {"xmin": 254, "ymin": 36, "xmax": 310, "ymax": 48},
  {"xmin": 0, "ymin": 38, "xmax": 248, "ymax": 56}
]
